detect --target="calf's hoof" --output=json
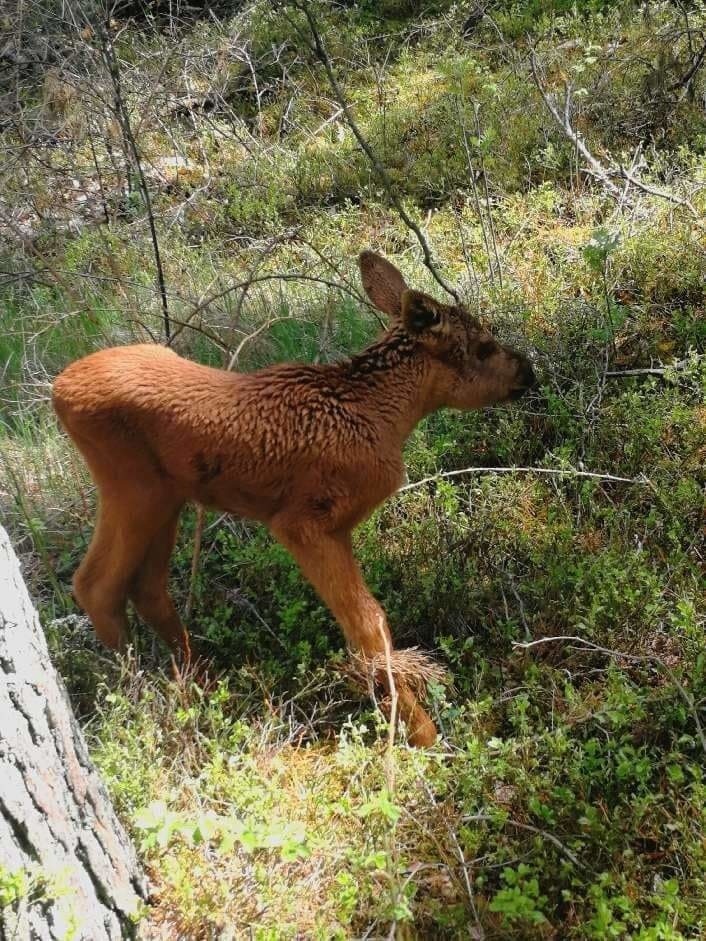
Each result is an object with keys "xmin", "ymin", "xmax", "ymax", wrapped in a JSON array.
[{"xmin": 406, "ymin": 705, "xmax": 438, "ymax": 747}]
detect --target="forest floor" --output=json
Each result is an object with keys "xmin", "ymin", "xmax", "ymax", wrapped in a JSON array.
[{"xmin": 1, "ymin": 1, "xmax": 705, "ymax": 937}]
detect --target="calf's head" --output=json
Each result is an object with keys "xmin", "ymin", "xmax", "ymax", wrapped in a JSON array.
[{"xmin": 360, "ymin": 250, "xmax": 536, "ymax": 409}]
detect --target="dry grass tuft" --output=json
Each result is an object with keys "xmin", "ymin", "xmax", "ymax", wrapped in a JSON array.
[{"xmin": 344, "ymin": 646, "xmax": 449, "ymax": 701}]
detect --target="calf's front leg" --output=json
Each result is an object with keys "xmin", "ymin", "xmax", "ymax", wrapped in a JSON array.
[{"xmin": 271, "ymin": 523, "xmax": 437, "ymax": 747}]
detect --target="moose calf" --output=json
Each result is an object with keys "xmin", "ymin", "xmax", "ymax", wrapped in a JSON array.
[{"xmin": 53, "ymin": 251, "xmax": 535, "ymax": 746}]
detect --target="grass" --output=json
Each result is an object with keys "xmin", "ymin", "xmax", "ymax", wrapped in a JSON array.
[{"xmin": 1, "ymin": 0, "xmax": 705, "ymax": 937}]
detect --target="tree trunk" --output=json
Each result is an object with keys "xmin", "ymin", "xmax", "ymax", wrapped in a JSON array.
[{"xmin": 0, "ymin": 525, "xmax": 147, "ymax": 940}]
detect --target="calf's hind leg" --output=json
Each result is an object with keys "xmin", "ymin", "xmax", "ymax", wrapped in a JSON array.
[
  {"xmin": 72, "ymin": 490, "xmax": 171, "ymax": 651},
  {"xmin": 72, "ymin": 496, "xmax": 130, "ymax": 650},
  {"xmin": 69, "ymin": 446, "xmax": 183, "ymax": 655},
  {"xmin": 271, "ymin": 523, "xmax": 437, "ymax": 747},
  {"xmin": 128, "ymin": 508, "xmax": 191, "ymax": 664},
  {"xmin": 74, "ymin": 491, "xmax": 184, "ymax": 652}
]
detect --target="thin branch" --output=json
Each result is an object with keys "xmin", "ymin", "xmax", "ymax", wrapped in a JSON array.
[
  {"xmin": 530, "ymin": 51, "xmax": 622, "ymax": 200},
  {"xmin": 448, "ymin": 824, "xmax": 485, "ymax": 935},
  {"xmin": 398, "ymin": 466, "xmax": 648, "ymax": 493},
  {"xmin": 611, "ymin": 165, "xmax": 704, "ymax": 227},
  {"xmin": 379, "ymin": 614, "xmax": 399, "ymax": 761},
  {"xmin": 155, "ymin": 315, "xmax": 230, "ymax": 353},
  {"xmin": 671, "ymin": 37, "xmax": 706, "ymax": 97},
  {"xmin": 473, "ymin": 103, "xmax": 503, "ymax": 290},
  {"xmin": 98, "ymin": 23, "xmax": 172, "ymax": 340},
  {"xmin": 464, "ymin": 813, "xmax": 585, "ymax": 870},
  {"xmin": 227, "ymin": 316, "xmax": 293, "ymax": 371},
  {"xmin": 516, "ymin": 634, "xmax": 649, "ymax": 659},
  {"xmin": 456, "ymin": 97, "xmax": 498, "ymax": 289},
  {"xmin": 379, "ymin": 613, "xmax": 401, "ymax": 941},
  {"xmin": 514, "ymin": 635, "xmax": 706, "ymax": 754},
  {"xmin": 605, "ymin": 355, "xmax": 702, "ymax": 377},
  {"xmin": 0, "ymin": 209, "xmax": 86, "ymax": 310},
  {"xmin": 291, "ymin": 0, "xmax": 459, "ymax": 302},
  {"xmin": 419, "ymin": 778, "xmax": 485, "ymax": 938},
  {"xmin": 183, "ymin": 272, "xmax": 374, "ymax": 328},
  {"xmin": 530, "ymin": 50, "xmax": 704, "ymax": 227},
  {"xmin": 185, "ymin": 504, "xmax": 204, "ymax": 621}
]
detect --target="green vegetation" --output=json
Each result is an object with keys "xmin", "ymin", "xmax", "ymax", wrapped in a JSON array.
[{"xmin": 1, "ymin": 0, "xmax": 704, "ymax": 936}]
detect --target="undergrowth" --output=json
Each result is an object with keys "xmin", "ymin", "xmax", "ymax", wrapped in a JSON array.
[{"xmin": 1, "ymin": 0, "xmax": 704, "ymax": 937}]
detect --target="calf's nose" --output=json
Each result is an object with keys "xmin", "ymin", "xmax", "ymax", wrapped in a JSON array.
[
  {"xmin": 519, "ymin": 359, "xmax": 537, "ymax": 390},
  {"xmin": 507, "ymin": 354, "xmax": 537, "ymax": 400}
]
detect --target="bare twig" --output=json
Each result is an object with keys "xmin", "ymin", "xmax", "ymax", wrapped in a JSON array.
[
  {"xmin": 185, "ymin": 504, "xmax": 204, "ymax": 622},
  {"xmin": 377, "ymin": 615, "xmax": 408, "ymax": 941},
  {"xmin": 473, "ymin": 103, "xmax": 503, "ymax": 290},
  {"xmin": 399, "ymin": 466, "xmax": 648, "ymax": 493},
  {"xmin": 672, "ymin": 37, "xmax": 706, "ymax": 99},
  {"xmin": 456, "ymin": 97, "xmax": 499, "ymax": 290},
  {"xmin": 183, "ymin": 272, "xmax": 373, "ymax": 329},
  {"xmin": 419, "ymin": 779, "xmax": 485, "ymax": 938},
  {"xmin": 291, "ymin": 0, "xmax": 459, "ymax": 302},
  {"xmin": 611, "ymin": 165, "xmax": 703, "ymax": 226},
  {"xmin": 529, "ymin": 51, "xmax": 622, "ymax": 200},
  {"xmin": 379, "ymin": 616, "xmax": 399, "ymax": 761},
  {"xmin": 606, "ymin": 355, "xmax": 703, "ymax": 377},
  {"xmin": 464, "ymin": 813, "xmax": 585, "ymax": 869},
  {"xmin": 606, "ymin": 367, "xmax": 668, "ymax": 377},
  {"xmin": 226, "ymin": 316, "xmax": 293, "ymax": 371},
  {"xmin": 530, "ymin": 50, "xmax": 705, "ymax": 227},
  {"xmin": 0, "ymin": 208, "xmax": 86, "ymax": 311},
  {"xmin": 448, "ymin": 825, "xmax": 485, "ymax": 935},
  {"xmin": 514, "ymin": 635, "xmax": 706, "ymax": 754},
  {"xmin": 98, "ymin": 24, "xmax": 172, "ymax": 340}
]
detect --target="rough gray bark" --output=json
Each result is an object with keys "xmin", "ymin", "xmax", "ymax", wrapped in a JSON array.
[{"xmin": 0, "ymin": 525, "xmax": 147, "ymax": 940}]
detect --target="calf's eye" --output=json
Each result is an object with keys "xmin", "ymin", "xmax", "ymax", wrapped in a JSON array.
[{"xmin": 476, "ymin": 340, "xmax": 497, "ymax": 361}]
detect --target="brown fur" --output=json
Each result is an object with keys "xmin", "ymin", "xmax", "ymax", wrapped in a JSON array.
[{"xmin": 52, "ymin": 251, "xmax": 535, "ymax": 746}]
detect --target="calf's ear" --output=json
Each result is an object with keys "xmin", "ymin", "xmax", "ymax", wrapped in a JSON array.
[{"xmin": 359, "ymin": 251, "xmax": 408, "ymax": 318}]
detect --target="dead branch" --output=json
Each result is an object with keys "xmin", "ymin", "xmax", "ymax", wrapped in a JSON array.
[
  {"xmin": 606, "ymin": 354, "xmax": 703, "ymax": 377},
  {"xmin": 419, "ymin": 778, "xmax": 485, "ymax": 937},
  {"xmin": 464, "ymin": 813, "xmax": 585, "ymax": 869},
  {"xmin": 227, "ymin": 316, "xmax": 293, "ymax": 371},
  {"xmin": 514, "ymin": 635, "xmax": 706, "ymax": 754},
  {"xmin": 530, "ymin": 52, "xmax": 622, "ymax": 199},
  {"xmin": 399, "ymin": 465, "xmax": 649, "ymax": 493},
  {"xmin": 672, "ymin": 36, "xmax": 706, "ymax": 99},
  {"xmin": 291, "ymin": 0, "xmax": 460, "ymax": 302},
  {"xmin": 530, "ymin": 50, "xmax": 704, "ymax": 227},
  {"xmin": 611, "ymin": 164, "xmax": 703, "ymax": 225},
  {"xmin": 179, "ymin": 271, "xmax": 374, "ymax": 334},
  {"xmin": 185, "ymin": 503, "xmax": 204, "ymax": 621},
  {"xmin": 97, "ymin": 23, "xmax": 172, "ymax": 340},
  {"xmin": 0, "ymin": 208, "xmax": 86, "ymax": 310}
]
